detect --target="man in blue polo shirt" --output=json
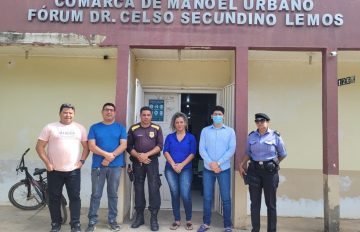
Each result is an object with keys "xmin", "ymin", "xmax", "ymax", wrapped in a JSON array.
[
  {"xmin": 197, "ymin": 106, "xmax": 236, "ymax": 232},
  {"xmin": 85, "ymin": 103, "xmax": 127, "ymax": 232}
]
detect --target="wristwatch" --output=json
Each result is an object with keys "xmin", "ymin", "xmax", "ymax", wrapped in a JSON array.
[{"xmin": 80, "ymin": 159, "xmax": 85, "ymax": 165}]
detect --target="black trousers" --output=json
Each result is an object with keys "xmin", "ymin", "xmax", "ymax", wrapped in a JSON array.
[
  {"xmin": 47, "ymin": 169, "xmax": 81, "ymax": 226},
  {"xmin": 132, "ymin": 158, "xmax": 161, "ymax": 213},
  {"xmin": 248, "ymin": 163, "xmax": 279, "ymax": 232}
]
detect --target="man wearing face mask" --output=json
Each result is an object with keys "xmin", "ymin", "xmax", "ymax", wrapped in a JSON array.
[{"xmin": 197, "ymin": 106, "xmax": 236, "ymax": 232}]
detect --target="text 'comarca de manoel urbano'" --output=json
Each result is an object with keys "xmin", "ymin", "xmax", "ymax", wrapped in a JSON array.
[{"xmin": 27, "ymin": 0, "xmax": 344, "ymax": 27}]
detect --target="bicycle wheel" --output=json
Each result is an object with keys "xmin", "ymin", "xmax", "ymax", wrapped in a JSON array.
[
  {"xmin": 8, "ymin": 181, "xmax": 45, "ymax": 210},
  {"xmin": 60, "ymin": 196, "xmax": 68, "ymax": 225}
]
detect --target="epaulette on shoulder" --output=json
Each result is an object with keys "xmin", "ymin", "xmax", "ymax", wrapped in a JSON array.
[
  {"xmin": 248, "ymin": 131, "xmax": 255, "ymax": 136},
  {"xmin": 131, "ymin": 124, "xmax": 140, "ymax": 131},
  {"xmin": 274, "ymin": 130, "xmax": 281, "ymax": 136},
  {"xmin": 151, "ymin": 124, "xmax": 160, "ymax": 130}
]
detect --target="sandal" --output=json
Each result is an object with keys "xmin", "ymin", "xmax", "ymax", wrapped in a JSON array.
[
  {"xmin": 170, "ymin": 222, "xmax": 180, "ymax": 230},
  {"xmin": 185, "ymin": 222, "xmax": 193, "ymax": 230},
  {"xmin": 197, "ymin": 224, "xmax": 210, "ymax": 232}
]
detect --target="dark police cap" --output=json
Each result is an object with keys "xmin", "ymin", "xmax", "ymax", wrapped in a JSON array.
[{"xmin": 255, "ymin": 113, "xmax": 270, "ymax": 121}]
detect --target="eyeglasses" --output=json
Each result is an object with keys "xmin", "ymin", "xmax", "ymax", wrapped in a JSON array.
[
  {"xmin": 61, "ymin": 103, "xmax": 74, "ymax": 108},
  {"xmin": 255, "ymin": 119, "xmax": 266, "ymax": 124},
  {"xmin": 103, "ymin": 108, "xmax": 115, "ymax": 112}
]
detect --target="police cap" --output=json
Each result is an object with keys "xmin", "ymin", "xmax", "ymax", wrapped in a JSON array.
[{"xmin": 255, "ymin": 113, "xmax": 270, "ymax": 121}]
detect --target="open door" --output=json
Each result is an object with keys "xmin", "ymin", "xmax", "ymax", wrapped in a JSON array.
[
  {"xmin": 214, "ymin": 83, "xmax": 235, "ymax": 215},
  {"xmin": 134, "ymin": 79, "xmax": 144, "ymax": 123},
  {"xmin": 144, "ymin": 92, "xmax": 181, "ymax": 208},
  {"xmin": 129, "ymin": 78, "xmax": 144, "ymax": 220}
]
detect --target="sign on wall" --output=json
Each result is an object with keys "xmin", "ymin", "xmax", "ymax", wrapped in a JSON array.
[
  {"xmin": 26, "ymin": 0, "xmax": 344, "ymax": 27},
  {"xmin": 338, "ymin": 76, "xmax": 355, "ymax": 86},
  {"xmin": 149, "ymin": 99, "xmax": 164, "ymax": 121}
]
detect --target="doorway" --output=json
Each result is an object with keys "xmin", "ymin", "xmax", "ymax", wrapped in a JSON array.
[
  {"xmin": 141, "ymin": 91, "xmax": 218, "ymax": 210},
  {"xmin": 128, "ymin": 48, "xmax": 235, "ymax": 219},
  {"xmin": 181, "ymin": 93, "xmax": 217, "ymax": 211}
]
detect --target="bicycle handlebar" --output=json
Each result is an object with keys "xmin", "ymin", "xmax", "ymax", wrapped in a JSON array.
[
  {"xmin": 23, "ymin": 148, "xmax": 30, "ymax": 156},
  {"xmin": 16, "ymin": 148, "xmax": 30, "ymax": 172}
]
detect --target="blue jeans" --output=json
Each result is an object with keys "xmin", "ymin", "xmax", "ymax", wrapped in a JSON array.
[
  {"xmin": 88, "ymin": 166, "xmax": 122, "ymax": 225},
  {"xmin": 47, "ymin": 169, "xmax": 81, "ymax": 226},
  {"xmin": 202, "ymin": 168, "xmax": 232, "ymax": 228},
  {"xmin": 164, "ymin": 166, "xmax": 193, "ymax": 221}
]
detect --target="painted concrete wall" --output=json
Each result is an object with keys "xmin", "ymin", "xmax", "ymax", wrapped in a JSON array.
[
  {"xmin": 337, "ymin": 53, "xmax": 360, "ymax": 218},
  {"xmin": 248, "ymin": 51, "xmax": 360, "ymax": 218},
  {"xmin": 1, "ymin": 50, "xmax": 359, "ymax": 219},
  {"xmin": 0, "ymin": 55, "xmax": 117, "ymax": 208},
  {"xmin": 135, "ymin": 59, "xmax": 231, "ymax": 88},
  {"xmin": 338, "ymin": 57, "xmax": 360, "ymax": 171},
  {"xmin": 248, "ymin": 53, "xmax": 323, "ymax": 169}
]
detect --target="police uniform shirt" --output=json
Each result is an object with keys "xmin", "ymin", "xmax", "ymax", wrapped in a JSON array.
[
  {"xmin": 126, "ymin": 123, "xmax": 164, "ymax": 161},
  {"xmin": 246, "ymin": 129, "xmax": 287, "ymax": 161}
]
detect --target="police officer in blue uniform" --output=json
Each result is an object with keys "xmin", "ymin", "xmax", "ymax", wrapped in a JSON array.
[{"xmin": 239, "ymin": 113, "xmax": 287, "ymax": 232}]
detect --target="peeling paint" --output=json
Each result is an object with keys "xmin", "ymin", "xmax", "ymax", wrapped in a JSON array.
[
  {"xmin": 277, "ymin": 196, "xmax": 324, "ymax": 217},
  {"xmin": 245, "ymin": 193, "xmax": 360, "ymax": 219},
  {"xmin": 279, "ymin": 174, "xmax": 287, "ymax": 184},
  {"xmin": 0, "ymin": 32, "xmax": 26, "ymax": 42},
  {"xmin": 325, "ymin": 205, "xmax": 340, "ymax": 232},
  {"xmin": 0, "ymin": 32, "xmax": 106, "ymax": 46},
  {"xmin": 0, "ymin": 159, "xmax": 104, "ymax": 208},
  {"xmin": 340, "ymin": 197, "xmax": 360, "ymax": 219},
  {"xmin": 324, "ymin": 175, "xmax": 340, "ymax": 209},
  {"xmin": 1, "ymin": 158, "xmax": 360, "ymax": 219},
  {"xmin": 340, "ymin": 176, "xmax": 352, "ymax": 192}
]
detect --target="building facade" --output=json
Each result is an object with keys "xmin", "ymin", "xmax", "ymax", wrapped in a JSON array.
[{"xmin": 1, "ymin": 0, "xmax": 360, "ymax": 231}]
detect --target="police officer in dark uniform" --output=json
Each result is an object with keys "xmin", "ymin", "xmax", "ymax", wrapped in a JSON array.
[
  {"xmin": 127, "ymin": 106, "xmax": 164, "ymax": 231},
  {"xmin": 239, "ymin": 113, "xmax": 287, "ymax": 232}
]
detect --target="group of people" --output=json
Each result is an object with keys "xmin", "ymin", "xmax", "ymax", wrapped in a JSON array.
[{"xmin": 36, "ymin": 102, "xmax": 286, "ymax": 232}]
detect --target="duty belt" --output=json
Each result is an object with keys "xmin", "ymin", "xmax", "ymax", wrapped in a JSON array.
[
  {"xmin": 251, "ymin": 160, "xmax": 270, "ymax": 168},
  {"xmin": 250, "ymin": 159, "xmax": 279, "ymax": 172}
]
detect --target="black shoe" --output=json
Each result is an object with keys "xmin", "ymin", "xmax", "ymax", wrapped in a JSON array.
[
  {"xmin": 131, "ymin": 212, "xmax": 144, "ymax": 228},
  {"xmin": 108, "ymin": 222, "xmax": 121, "ymax": 231},
  {"xmin": 71, "ymin": 223, "xmax": 81, "ymax": 232},
  {"xmin": 150, "ymin": 213, "xmax": 159, "ymax": 231},
  {"xmin": 50, "ymin": 223, "xmax": 61, "ymax": 232},
  {"xmin": 85, "ymin": 224, "xmax": 96, "ymax": 232},
  {"xmin": 150, "ymin": 222, "xmax": 159, "ymax": 231}
]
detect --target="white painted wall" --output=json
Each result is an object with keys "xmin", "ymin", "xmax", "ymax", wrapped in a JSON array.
[
  {"xmin": 0, "ymin": 54, "xmax": 117, "ymax": 208},
  {"xmin": 1, "ymin": 49, "xmax": 359, "ymax": 218},
  {"xmin": 136, "ymin": 59, "xmax": 231, "ymax": 88},
  {"xmin": 247, "ymin": 51, "xmax": 360, "ymax": 218}
]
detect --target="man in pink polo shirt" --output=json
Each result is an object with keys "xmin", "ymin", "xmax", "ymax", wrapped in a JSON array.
[{"xmin": 36, "ymin": 103, "xmax": 89, "ymax": 232}]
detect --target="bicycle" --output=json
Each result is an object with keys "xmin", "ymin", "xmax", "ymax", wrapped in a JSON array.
[{"xmin": 8, "ymin": 148, "xmax": 68, "ymax": 224}]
